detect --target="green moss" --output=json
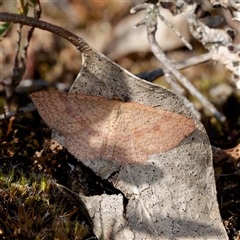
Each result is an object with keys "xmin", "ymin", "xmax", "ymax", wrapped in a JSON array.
[{"xmin": 0, "ymin": 166, "xmax": 90, "ymax": 239}]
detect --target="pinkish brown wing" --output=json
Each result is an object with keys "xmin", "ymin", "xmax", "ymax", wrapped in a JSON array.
[
  {"xmin": 111, "ymin": 102, "xmax": 196, "ymax": 163},
  {"xmin": 31, "ymin": 92, "xmax": 114, "ymax": 160}
]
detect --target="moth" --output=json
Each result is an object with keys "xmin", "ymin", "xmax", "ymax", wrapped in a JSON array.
[{"xmin": 31, "ymin": 92, "xmax": 196, "ymax": 164}]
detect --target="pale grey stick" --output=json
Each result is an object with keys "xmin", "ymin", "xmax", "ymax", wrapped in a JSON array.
[
  {"xmin": 137, "ymin": 53, "xmax": 211, "ymax": 82},
  {"xmin": 134, "ymin": 3, "xmax": 226, "ymax": 122},
  {"xmin": 148, "ymin": 28, "xmax": 226, "ymax": 122}
]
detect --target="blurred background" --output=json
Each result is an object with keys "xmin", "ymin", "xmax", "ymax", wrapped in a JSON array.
[{"xmin": 1, "ymin": 0, "xmax": 235, "ymax": 100}]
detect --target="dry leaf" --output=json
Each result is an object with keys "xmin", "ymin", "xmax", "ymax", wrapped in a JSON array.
[{"xmin": 31, "ymin": 22, "xmax": 227, "ymax": 238}]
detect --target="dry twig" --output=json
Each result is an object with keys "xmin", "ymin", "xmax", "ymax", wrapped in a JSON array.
[
  {"xmin": 0, "ymin": 0, "xmax": 42, "ymax": 112},
  {"xmin": 137, "ymin": 52, "xmax": 211, "ymax": 82},
  {"xmin": 131, "ymin": 3, "xmax": 226, "ymax": 122}
]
